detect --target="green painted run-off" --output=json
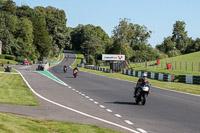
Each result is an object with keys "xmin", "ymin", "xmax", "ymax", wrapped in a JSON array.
[{"xmin": 37, "ymin": 71, "xmax": 65, "ymax": 85}]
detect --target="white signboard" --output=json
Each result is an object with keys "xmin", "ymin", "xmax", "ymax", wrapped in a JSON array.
[{"xmin": 102, "ymin": 54, "xmax": 125, "ymax": 61}]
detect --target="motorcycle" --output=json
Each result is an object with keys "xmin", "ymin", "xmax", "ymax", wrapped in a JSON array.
[
  {"xmin": 73, "ymin": 69, "xmax": 78, "ymax": 78},
  {"xmin": 133, "ymin": 80, "xmax": 150, "ymax": 105},
  {"xmin": 63, "ymin": 67, "xmax": 67, "ymax": 73}
]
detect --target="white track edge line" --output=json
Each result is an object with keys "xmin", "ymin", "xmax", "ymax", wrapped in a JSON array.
[{"xmin": 15, "ymin": 70, "xmax": 140, "ymax": 133}]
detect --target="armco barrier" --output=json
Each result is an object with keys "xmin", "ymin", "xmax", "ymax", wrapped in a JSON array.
[
  {"xmin": 179, "ymin": 75, "xmax": 200, "ymax": 84},
  {"xmin": 84, "ymin": 65, "xmax": 111, "ymax": 73},
  {"xmin": 84, "ymin": 66, "xmax": 177, "ymax": 83},
  {"xmin": 123, "ymin": 69, "xmax": 174, "ymax": 82}
]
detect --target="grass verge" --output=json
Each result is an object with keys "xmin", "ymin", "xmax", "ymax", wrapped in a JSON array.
[
  {"xmin": 50, "ymin": 53, "xmax": 64, "ymax": 67},
  {"xmin": 0, "ymin": 73, "xmax": 39, "ymax": 106},
  {"xmin": 0, "ymin": 112, "xmax": 121, "ymax": 133},
  {"xmin": 71, "ymin": 52, "xmax": 84, "ymax": 68},
  {"xmin": 0, "ymin": 59, "xmax": 18, "ymax": 65}
]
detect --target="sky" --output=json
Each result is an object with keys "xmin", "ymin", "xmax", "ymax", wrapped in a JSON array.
[{"xmin": 13, "ymin": 0, "xmax": 200, "ymax": 48}]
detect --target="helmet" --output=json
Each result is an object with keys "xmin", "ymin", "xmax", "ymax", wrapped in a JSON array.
[{"xmin": 142, "ymin": 73, "xmax": 147, "ymax": 77}]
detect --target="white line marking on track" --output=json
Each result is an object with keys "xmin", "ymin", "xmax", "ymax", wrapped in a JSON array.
[
  {"xmin": 80, "ymin": 68, "xmax": 200, "ymax": 97},
  {"xmin": 89, "ymin": 99, "xmax": 94, "ymax": 101},
  {"xmin": 68, "ymin": 86, "xmax": 72, "ymax": 88},
  {"xmin": 81, "ymin": 94, "xmax": 85, "ymax": 96},
  {"xmin": 72, "ymin": 89, "xmax": 76, "ymax": 91},
  {"xmin": 115, "ymin": 114, "xmax": 122, "ymax": 118},
  {"xmin": 137, "ymin": 128, "xmax": 148, "ymax": 133},
  {"xmin": 100, "ymin": 105, "xmax": 105, "ymax": 108},
  {"xmin": 106, "ymin": 109, "xmax": 113, "ymax": 112},
  {"xmin": 24, "ymin": 69, "xmax": 140, "ymax": 133},
  {"xmin": 85, "ymin": 96, "xmax": 89, "ymax": 99},
  {"xmin": 94, "ymin": 101, "xmax": 99, "ymax": 104},
  {"xmin": 125, "ymin": 120, "xmax": 134, "ymax": 125}
]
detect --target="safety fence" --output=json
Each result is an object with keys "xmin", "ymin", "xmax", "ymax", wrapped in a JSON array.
[
  {"xmin": 179, "ymin": 75, "xmax": 200, "ymax": 84},
  {"xmin": 84, "ymin": 65, "xmax": 112, "ymax": 73},
  {"xmin": 84, "ymin": 65, "xmax": 200, "ymax": 84},
  {"xmin": 123, "ymin": 69, "xmax": 174, "ymax": 82}
]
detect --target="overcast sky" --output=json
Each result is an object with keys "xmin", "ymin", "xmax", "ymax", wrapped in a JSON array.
[{"xmin": 14, "ymin": 0, "xmax": 200, "ymax": 48}]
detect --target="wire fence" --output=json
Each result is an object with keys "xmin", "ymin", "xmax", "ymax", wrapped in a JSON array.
[{"xmin": 131, "ymin": 60, "xmax": 200, "ymax": 72}]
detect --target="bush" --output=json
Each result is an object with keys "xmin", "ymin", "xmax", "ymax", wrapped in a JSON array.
[
  {"xmin": 16, "ymin": 56, "xmax": 31, "ymax": 62},
  {"xmin": 5, "ymin": 55, "xmax": 16, "ymax": 61},
  {"xmin": 15, "ymin": 56, "xmax": 25, "ymax": 62},
  {"xmin": 0, "ymin": 54, "xmax": 5, "ymax": 59}
]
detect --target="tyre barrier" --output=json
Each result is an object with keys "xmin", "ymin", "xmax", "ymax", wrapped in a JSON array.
[
  {"xmin": 123, "ymin": 69, "xmax": 174, "ymax": 82},
  {"xmin": 179, "ymin": 75, "xmax": 200, "ymax": 84}
]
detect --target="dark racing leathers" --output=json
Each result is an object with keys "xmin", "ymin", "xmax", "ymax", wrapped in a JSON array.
[{"xmin": 134, "ymin": 78, "xmax": 149, "ymax": 97}]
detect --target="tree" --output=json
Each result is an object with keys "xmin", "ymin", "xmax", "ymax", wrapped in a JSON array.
[
  {"xmin": 15, "ymin": 17, "xmax": 36, "ymax": 59},
  {"xmin": 32, "ymin": 17, "xmax": 52, "ymax": 59},
  {"xmin": 71, "ymin": 24, "xmax": 111, "ymax": 64},
  {"xmin": 111, "ymin": 18, "xmax": 152, "ymax": 61},
  {"xmin": 35, "ymin": 6, "xmax": 68, "ymax": 56},
  {"xmin": 172, "ymin": 21, "xmax": 189, "ymax": 54}
]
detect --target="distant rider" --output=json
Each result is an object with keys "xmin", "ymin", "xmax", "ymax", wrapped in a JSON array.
[
  {"xmin": 73, "ymin": 66, "xmax": 79, "ymax": 73},
  {"xmin": 63, "ymin": 65, "xmax": 67, "ymax": 73},
  {"xmin": 134, "ymin": 73, "xmax": 149, "ymax": 97}
]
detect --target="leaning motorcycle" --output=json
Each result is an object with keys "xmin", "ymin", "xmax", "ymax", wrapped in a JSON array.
[
  {"xmin": 63, "ymin": 67, "xmax": 67, "ymax": 73},
  {"xmin": 73, "ymin": 70, "xmax": 78, "ymax": 78},
  {"xmin": 133, "ymin": 81, "xmax": 150, "ymax": 105}
]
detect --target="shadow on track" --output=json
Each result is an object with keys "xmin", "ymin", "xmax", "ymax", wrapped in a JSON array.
[{"xmin": 106, "ymin": 101, "xmax": 138, "ymax": 105}]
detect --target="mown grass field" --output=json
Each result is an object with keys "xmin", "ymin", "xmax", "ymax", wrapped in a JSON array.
[
  {"xmin": 0, "ymin": 112, "xmax": 120, "ymax": 133},
  {"xmin": 0, "ymin": 73, "xmax": 39, "ymax": 106},
  {"xmin": 130, "ymin": 51, "xmax": 200, "ymax": 76}
]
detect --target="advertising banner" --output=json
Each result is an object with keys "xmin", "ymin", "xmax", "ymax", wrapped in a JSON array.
[{"xmin": 102, "ymin": 54, "xmax": 125, "ymax": 61}]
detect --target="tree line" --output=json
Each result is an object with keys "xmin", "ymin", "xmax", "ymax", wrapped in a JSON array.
[
  {"xmin": 0, "ymin": 0, "xmax": 70, "ymax": 61},
  {"xmin": 0, "ymin": 0, "xmax": 200, "ymax": 64}
]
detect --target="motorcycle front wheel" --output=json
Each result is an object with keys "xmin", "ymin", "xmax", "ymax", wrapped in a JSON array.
[{"xmin": 141, "ymin": 93, "xmax": 147, "ymax": 105}]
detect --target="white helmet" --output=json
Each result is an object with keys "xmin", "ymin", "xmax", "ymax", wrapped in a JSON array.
[{"xmin": 142, "ymin": 73, "xmax": 147, "ymax": 77}]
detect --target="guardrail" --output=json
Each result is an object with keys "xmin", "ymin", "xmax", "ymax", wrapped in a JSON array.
[
  {"xmin": 84, "ymin": 65, "xmax": 111, "ymax": 73},
  {"xmin": 179, "ymin": 75, "xmax": 200, "ymax": 84},
  {"xmin": 123, "ymin": 69, "xmax": 174, "ymax": 82}
]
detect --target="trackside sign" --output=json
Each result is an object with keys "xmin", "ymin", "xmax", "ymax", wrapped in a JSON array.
[{"xmin": 102, "ymin": 54, "xmax": 125, "ymax": 61}]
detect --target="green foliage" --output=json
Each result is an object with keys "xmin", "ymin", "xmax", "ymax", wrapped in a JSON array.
[
  {"xmin": 172, "ymin": 21, "xmax": 189, "ymax": 54},
  {"xmin": 0, "ymin": 1, "xmax": 68, "ymax": 61},
  {"xmin": 71, "ymin": 24, "xmax": 111, "ymax": 64},
  {"xmin": 156, "ymin": 20, "xmax": 199, "ymax": 57},
  {"xmin": 0, "ymin": 54, "xmax": 5, "ymax": 59},
  {"xmin": 4, "ymin": 54, "xmax": 16, "ymax": 60},
  {"xmin": 111, "ymin": 18, "xmax": 153, "ymax": 61}
]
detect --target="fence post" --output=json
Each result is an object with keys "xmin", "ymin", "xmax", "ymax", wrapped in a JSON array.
[
  {"xmin": 186, "ymin": 62, "xmax": 187, "ymax": 71},
  {"xmin": 192, "ymin": 62, "xmax": 193, "ymax": 72},
  {"xmin": 199, "ymin": 62, "xmax": 200, "ymax": 72}
]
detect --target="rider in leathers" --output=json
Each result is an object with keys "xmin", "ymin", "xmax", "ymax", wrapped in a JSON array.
[{"xmin": 134, "ymin": 73, "xmax": 149, "ymax": 97}]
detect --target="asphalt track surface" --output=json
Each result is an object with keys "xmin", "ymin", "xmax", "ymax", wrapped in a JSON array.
[
  {"xmin": 0, "ymin": 52, "xmax": 200, "ymax": 133},
  {"xmin": 50, "ymin": 52, "xmax": 200, "ymax": 133}
]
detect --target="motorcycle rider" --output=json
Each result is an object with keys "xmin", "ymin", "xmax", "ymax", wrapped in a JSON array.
[
  {"xmin": 134, "ymin": 73, "xmax": 149, "ymax": 97},
  {"xmin": 73, "ymin": 66, "xmax": 79, "ymax": 73},
  {"xmin": 63, "ymin": 65, "xmax": 67, "ymax": 73}
]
